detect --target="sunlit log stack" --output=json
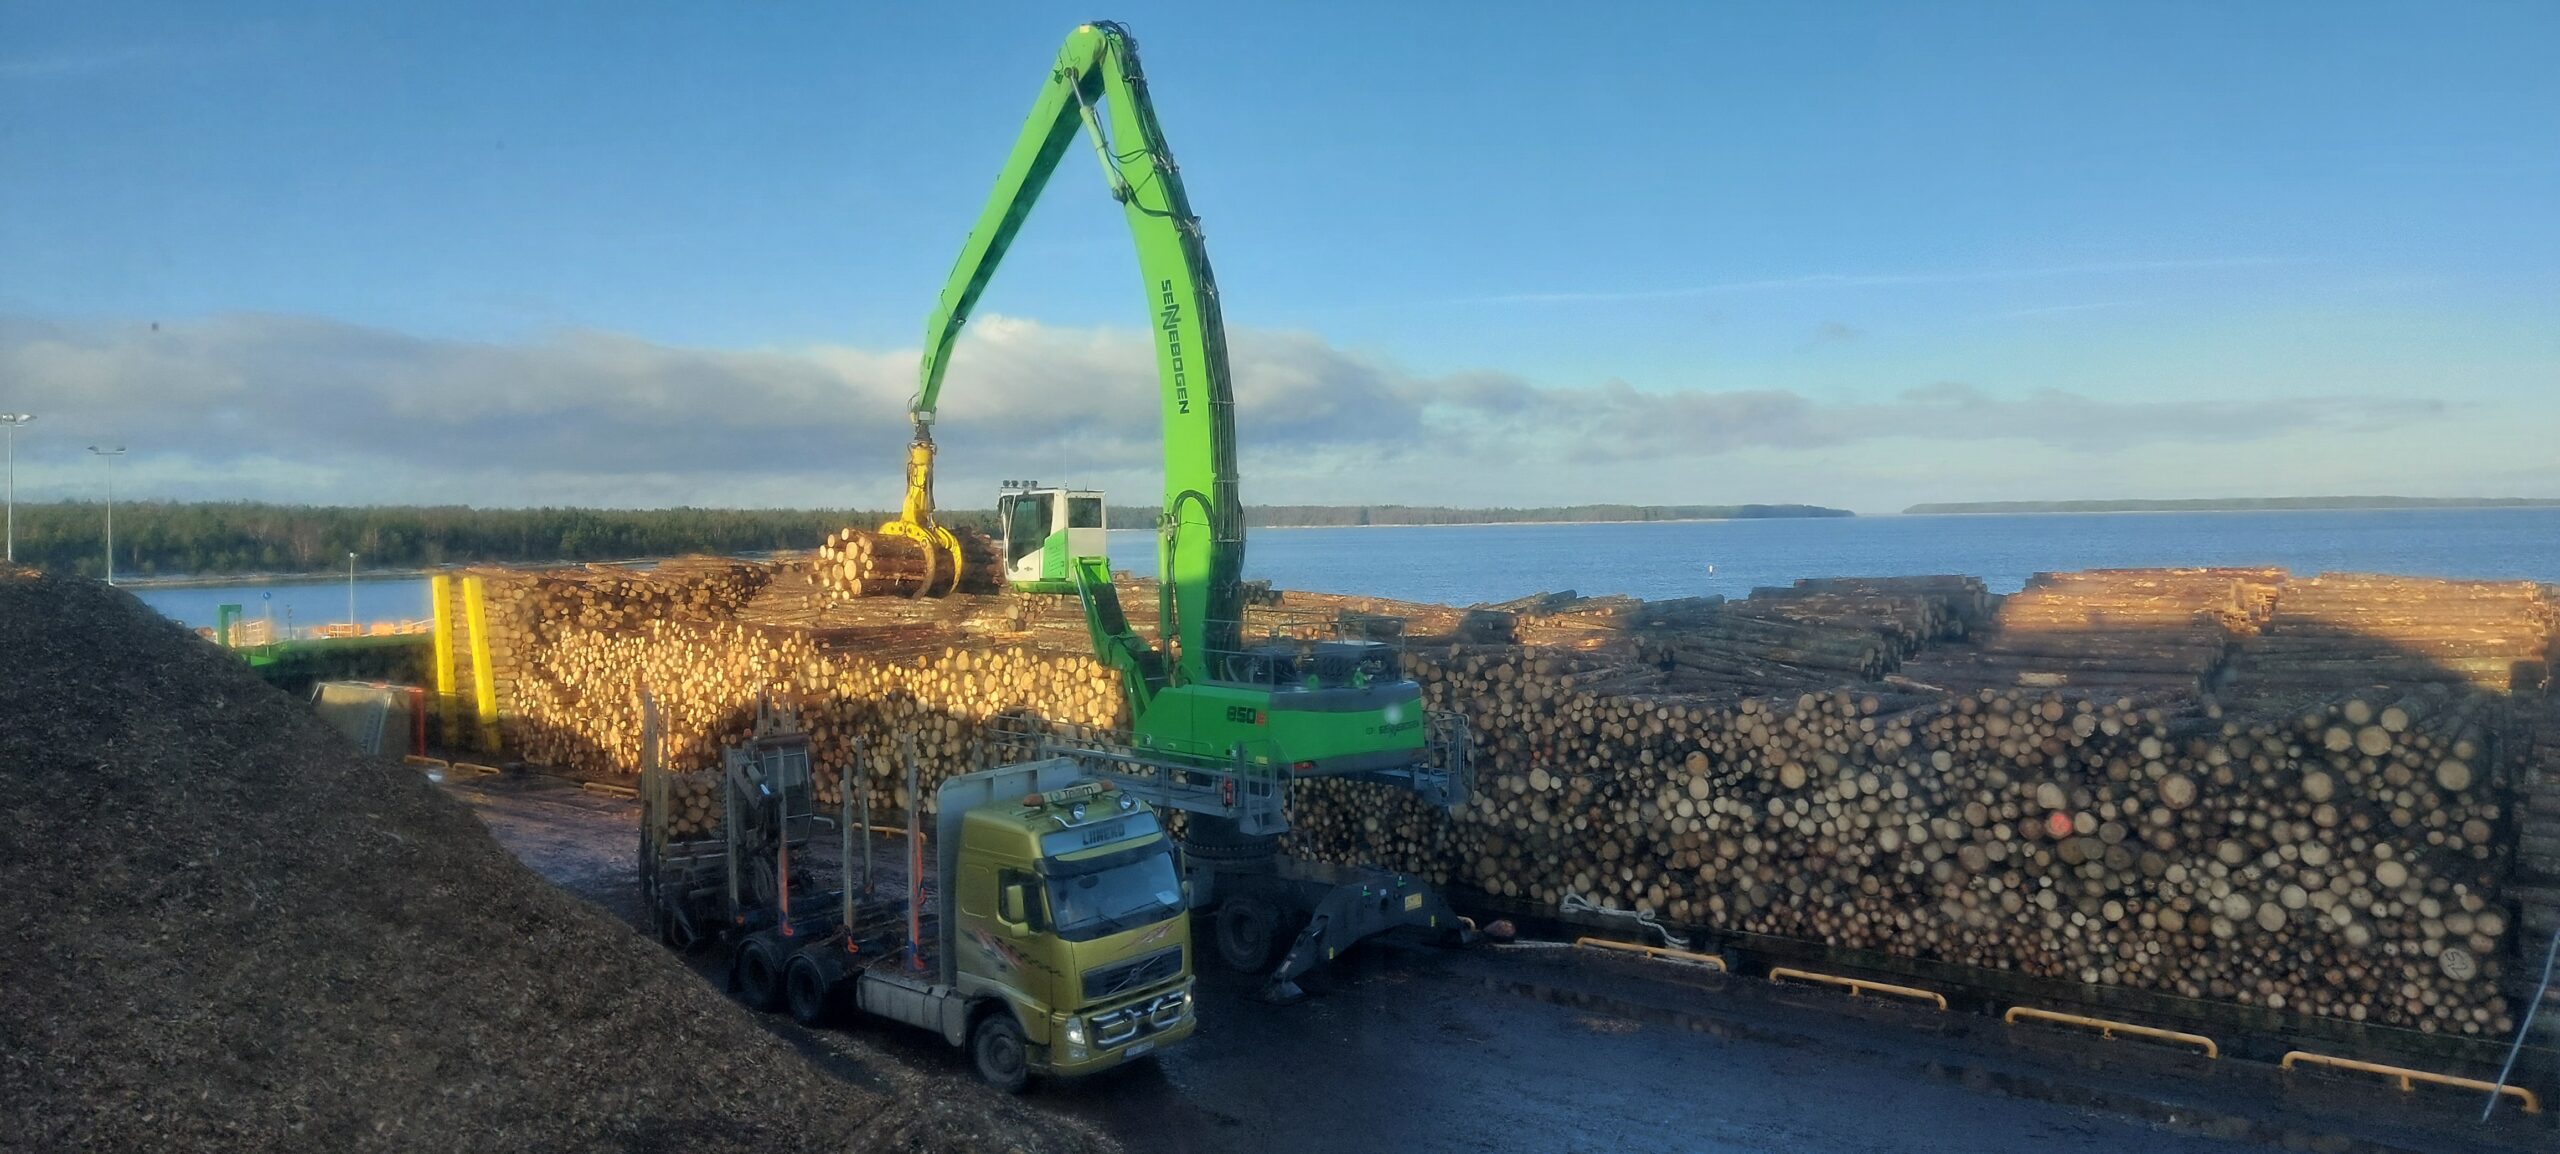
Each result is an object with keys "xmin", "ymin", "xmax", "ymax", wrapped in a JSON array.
[
  {"xmin": 813, "ymin": 527, "xmax": 1004, "ymax": 599},
  {"xmin": 1898, "ymin": 568, "xmax": 2284, "ymax": 693},
  {"xmin": 462, "ymin": 558, "xmax": 774, "ymax": 712},
  {"xmin": 500, "ymin": 612, "xmax": 1123, "ymax": 819},
  {"xmin": 2226, "ymin": 574, "xmax": 2557, "ymax": 695}
]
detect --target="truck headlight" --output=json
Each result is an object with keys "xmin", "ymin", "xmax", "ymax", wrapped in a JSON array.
[{"xmin": 1063, "ymin": 1016, "xmax": 1088, "ymax": 1047}]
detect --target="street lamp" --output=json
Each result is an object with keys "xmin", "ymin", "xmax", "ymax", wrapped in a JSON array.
[
  {"xmin": 1, "ymin": 413, "xmax": 32, "ymax": 563},
  {"xmin": 348, "ymin": 551, "xmax": 358, "ymax": 632},
  {"xmin": 86, "ymin": 445, "xmax": 125, "ymax": 584}
]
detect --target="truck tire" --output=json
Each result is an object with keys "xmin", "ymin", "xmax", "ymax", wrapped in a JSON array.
[
  {"xmin": 784, "ymin": 955, "xmax": 834, "ymax": 1026},
  {"xmin": 1214, "ymin": 895, "xmax": 1282, "ymax": 973},
  {"xmin": 969, "ymin": 1010, "xmax": 1032, "ymax": 1094},
  {"xmin": 735, "ymin": 936, "xmax": 786, "ymax": 1013}
]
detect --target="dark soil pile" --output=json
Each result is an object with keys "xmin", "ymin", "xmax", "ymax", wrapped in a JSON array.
[{"xmin": 0, "ymin": 566, "xmax": 1110, "ymax": 1154}]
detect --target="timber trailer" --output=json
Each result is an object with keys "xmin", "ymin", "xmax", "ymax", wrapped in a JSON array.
[
  {"xmin": 881, "ymin": 21, "xmax": 1481, "ymax": 1001},
  {"xmin": 641, "ymin": 710, "xmax": 1196, "ymax": 1091}
]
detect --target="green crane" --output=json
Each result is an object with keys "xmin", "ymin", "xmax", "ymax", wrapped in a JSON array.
[{"xmin": 899, "ymin": 22, "xmax": 1476, "ymax": 1000}]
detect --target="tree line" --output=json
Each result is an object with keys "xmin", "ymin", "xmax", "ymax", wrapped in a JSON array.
[
  {"xmin": 4, "ymin": 499, "xmax": 1848, "ymax": 579},
  {"xmin": 2, "ymin": 502, "xmax": 918, "ymax": 580}
]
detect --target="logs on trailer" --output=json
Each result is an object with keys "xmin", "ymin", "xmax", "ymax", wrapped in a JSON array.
[
  {"xmin": 460, "ymin": 558, "xmax": 2552, "ymax": 1042},
  {"xmin": 814, "ymin": 527, "xmax": 1004, "ymax": 599}
]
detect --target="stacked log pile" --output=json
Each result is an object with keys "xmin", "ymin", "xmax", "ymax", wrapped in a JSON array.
[
  {"xmin": 466, "ymin": 557, "xmax": 2548, "ymax": 1042},
  {"xmin": 1737, "ymin": 576, "xmax": 1994, "ymax": 651},
  {"xmin": 504, "ymin": 612, "xmax": 1123, "ymax": 821},
  {"xmin": 814, "ymin": 527, "xmax": 1003, "ymax": 599},
  {"xmin": 1900, "ymin": 568, "xmax": 2283, "ymax": 693},
  {"xmin": 1288, "ymin": 654, "xmax": 2529, "ymax": 1036},
  {"xmin": 2227, "ymin": 574, "xmax": 2556, "ymax": 696},
  {"xmin": 1486, "ymin": 577, "xmax": 1987, "ymax": 693}
]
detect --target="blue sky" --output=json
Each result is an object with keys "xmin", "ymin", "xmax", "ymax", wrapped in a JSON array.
[{"xmin": 1, "ymin": 2, "xmax": 2553, "ymax": 512}]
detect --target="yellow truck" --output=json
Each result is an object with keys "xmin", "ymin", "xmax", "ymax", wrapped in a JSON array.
[{"xmin": 641, "ymin": 726, "xmax": 1195, "ymax": 1090}]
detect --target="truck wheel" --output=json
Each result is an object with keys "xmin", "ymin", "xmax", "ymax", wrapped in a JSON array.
[
  {"xmin": 969, "ymin": 1011, "xmax": 1032, "ymax": 1094},
  {"xmin": 1214, "ymin": 896, "xmax": 1282, "ymax": 973},
  {"xmin": 784, "ymin": 956, "xmax": 834, "ymax": 1026},
  {"xmin": 735, "ymin": 937, "xmax": 786, "ymax": 1013}
]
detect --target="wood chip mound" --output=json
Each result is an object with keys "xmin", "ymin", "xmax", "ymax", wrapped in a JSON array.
[{"xmin": 0, "ymin": 566, "xmax": 1112, "ymax": 1154}]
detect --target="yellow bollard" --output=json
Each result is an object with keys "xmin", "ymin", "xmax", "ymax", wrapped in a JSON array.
[
  {"xmin": 462, "ymin": 575, "xmax": 500, "ymax": 753},
  {"xmin": 429, "ymin": 574, "xmax": 458, "ymax": 748}
]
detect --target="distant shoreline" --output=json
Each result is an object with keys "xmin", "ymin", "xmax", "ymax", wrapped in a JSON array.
[
  {"xmin": 1905, "ymin": 497, "xmax": 2560, "ymax": 515},
  {"xmin": 119, "ymin": 570, "xmax": 431, "ymax": 589}
]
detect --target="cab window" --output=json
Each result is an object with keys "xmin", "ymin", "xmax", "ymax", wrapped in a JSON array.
[{"xmin": 1006, "ymin": 495, "xmax": 1051, "ymax": 565}]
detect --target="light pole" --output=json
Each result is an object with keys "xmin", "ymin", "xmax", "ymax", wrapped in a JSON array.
[
  {"xmin": 347, "ymin": 551, "xmax": 358, "ymax": 632},
  {"xmin": 86, "ymin": 445, "xmax": 124, "ymax": 584},
  {"xmin": 1, "ymin": 413, "xmax": 31, "ymax": 563}
]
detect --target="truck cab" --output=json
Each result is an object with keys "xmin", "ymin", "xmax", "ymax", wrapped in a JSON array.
[{"xmin": 950, "ymin": 777, "xmax": 1195, "ymax": 1080}]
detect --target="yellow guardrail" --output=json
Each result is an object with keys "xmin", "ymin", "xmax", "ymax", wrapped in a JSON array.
[
  {"xmin": 1768, "ymin": 966, "xmax": 1947, "ymax": 1011},
  {"xmin": 2004, "ymin": 1007, "xmax": 2218, "ymax": 1058},
  {"xmin": 2280, "ymin": 1051, "xmax": 2539, "ymax": 1114},
  {"xmin": 401, "ymin": 755, "xmax": 451, "ymax": 769},
  {"xmin": 581, "ymin": 780, "xmax": 639, "ymax": 799},
  {"xmin": 1574, "ymin": 937, "xmax": 1729, "ymax": 971}
]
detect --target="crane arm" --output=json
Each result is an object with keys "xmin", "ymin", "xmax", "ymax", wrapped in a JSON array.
[{"xmin": 903, "ymin": 21, "xmax": 1245, "ymax": 686}]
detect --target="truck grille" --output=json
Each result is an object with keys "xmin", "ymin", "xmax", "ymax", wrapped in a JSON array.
[
  {"xmin": 1090, "ymin": 988, "xmax": 1190, "ymax": 1048},
  {"xmin": 1082, "ymin": 944, "xmax": 1183, "ymax": 1002}
]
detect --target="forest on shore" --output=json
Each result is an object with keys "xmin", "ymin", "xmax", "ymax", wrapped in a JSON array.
[{"xmin": 10, "ymin": 500, "xmax": 1848, "ymax": 579}]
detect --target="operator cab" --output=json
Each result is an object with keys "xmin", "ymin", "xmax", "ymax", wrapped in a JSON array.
[
  {"xmin": 1227, "ymin": 639, "xmax": 1400, "ymax": 688},
  {"xmin": 997, "ymin": 481, "xmax": 1108, "ymax": 594}
]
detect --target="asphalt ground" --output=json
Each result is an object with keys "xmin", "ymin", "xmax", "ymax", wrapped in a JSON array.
[{"xmin": 446, "ymin": 769, "xmax": 2554, "ymax": 1154}]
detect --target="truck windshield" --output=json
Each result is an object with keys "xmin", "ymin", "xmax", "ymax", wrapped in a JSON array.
[{"xmin": 1045, "ymin": 842, "xmax": 1182, "ymax": 943}]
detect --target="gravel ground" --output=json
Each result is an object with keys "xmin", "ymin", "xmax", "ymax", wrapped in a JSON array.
[{"xmin": 0, "ymin": 566, "xmax": 1113, "ymax": 1154}]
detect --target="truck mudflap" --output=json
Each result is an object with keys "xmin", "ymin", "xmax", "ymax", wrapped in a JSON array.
[{"xmin": 1263, "ymin": 867, "xmax": 1475, "ymax": 1003}]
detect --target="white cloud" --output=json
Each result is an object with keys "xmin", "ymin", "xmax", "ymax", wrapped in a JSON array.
[{"xmin": 0, "ymin": 311, "xmax": 2485, "ymax": 512}]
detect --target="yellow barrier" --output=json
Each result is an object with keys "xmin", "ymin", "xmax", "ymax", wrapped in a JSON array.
[
  {"xmin": 581, "ymin": 780, "xmax": 639, "ymax": 799},
  {"xmin": 2280, "ymin": 1051, "xmax": 2539, "ymax": 1114},
  {"xmin": 1574, "ymin": 937, "xmax": 1729, "ymax": 971},
  {"xmin": 429, "ymin": 574, "xmax": 458, "ymax": 747},
  {"xmin": 1768, "ymin": 966, "xmax": 1948, "ymax": 1011},
  {"xmin": 462, "ymin": 575, "xmax": 499, "ymax": 753},
  {"xmin": 401, "ymin": 755, "xmax": 452, "ymax": 769},
  {"xmin": 2004, "ymin": 1007, "xmax": 2218, "ymax": 1058}
]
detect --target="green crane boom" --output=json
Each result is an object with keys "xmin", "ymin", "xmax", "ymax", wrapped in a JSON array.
[
  {"xmin": 904, "ymin": 20, "xmax": 1242, "ymax": 686},
  {"xmin": 906, "ymin": 21, "xmax": 1477, "ymax": 1002},
  {"xmin": 907, "ymin": 20, "xmax": 1467, "ymax": 801}
]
